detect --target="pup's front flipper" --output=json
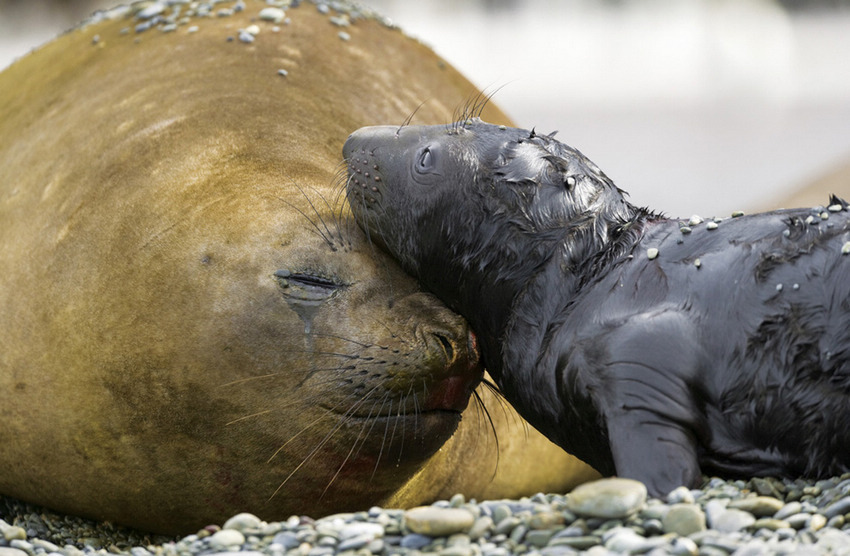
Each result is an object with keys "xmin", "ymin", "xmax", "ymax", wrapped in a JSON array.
[{"xmin": 597, "ymin": 311, "xmax": 705, "ymax": 497}]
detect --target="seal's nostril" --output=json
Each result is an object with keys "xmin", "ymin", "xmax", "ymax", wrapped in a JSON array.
[{"xmin": 434, "ymin": 333, "xmax": 455, "ymax": 362}]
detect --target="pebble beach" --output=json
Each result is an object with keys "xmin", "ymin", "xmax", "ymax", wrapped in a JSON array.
[{"xmin": 3, "ymin": 474, "xmax": 850, "ymax": 555}]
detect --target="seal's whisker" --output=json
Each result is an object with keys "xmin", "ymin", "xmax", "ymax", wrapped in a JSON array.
[
  {"xmin": 395, "ymin": 392, "xmax": 407, "ymax": 465},
  {"xmin": 267, "ymin": 406, "xmax": 336, "ymax": 464},
  {"xmin": 397, "ymin": 100, "xmax": 427, "ymax": 134},
  {"xmin": 321, "ymin": 390, "xmax": 384, "ymax": 498},
  {"xmin": 371, "ymin": 395, "xmax": 394, "ymax": 480},
  {"xmin": 219, "ymin": 373, "xmax": 279, "ymax": 388},
  {"xmin": 308, "ymin": 332, "xmax": 386, "ymax": 350},
  {"xmin": 480, "ymin": 378, "xmax": 526, "ymax": 433},
  {"xmin": 224, "ymin": 409, "xmax": 273, "ymax": 426},
  {"xmin": 472, "ymin": 388, "xmax": 501, "ymax": 480},
  {"xmin": 276, "ymin": 195, "xmax": 336, "ymax": 250},
  {"xmin": 269, "ymin": 387, "xmax": 380, "ymax": 500},
  {"xmin": 291, "ymin": 181, "xmax": 339, "ymax": 250},
  {"xmin": 364, "ymin": 316, "xmax": 412, "ymax": 348}
]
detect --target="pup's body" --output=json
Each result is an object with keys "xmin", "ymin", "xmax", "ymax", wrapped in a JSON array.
[{"xmin": 344, "ymin": 118, "xmax": 850, "ymax": 496}]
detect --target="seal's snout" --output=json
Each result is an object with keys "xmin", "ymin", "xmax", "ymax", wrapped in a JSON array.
[
  {"xmin": 418, "ymin": 322, "xmax": 483, "ymax": 413},
  {"xmin": 345, "ymin": 126, "xmax": 398, "ymax": 213}
]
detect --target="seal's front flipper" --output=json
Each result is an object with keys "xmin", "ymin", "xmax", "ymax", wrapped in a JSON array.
[
  {"xmin": 606, "ymin": 407, "xmax": 701, "ymax": 498},
  {"xmin": 596, "ymin": 311, "xmax": 705, "ymax": 497}
]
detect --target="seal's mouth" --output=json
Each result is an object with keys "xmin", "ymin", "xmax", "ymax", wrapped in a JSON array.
[{"xmin": 319, "ymin": 329, "xmax": 482, "ymax": 419}]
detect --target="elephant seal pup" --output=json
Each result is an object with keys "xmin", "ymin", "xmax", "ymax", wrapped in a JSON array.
[
  {"xmin": 0, "ymin": 4, "xmax": 596, "ymax": 535},
  {"xmin": 344, "ymin": 117, "xmax": 850, "ymax": 497}
]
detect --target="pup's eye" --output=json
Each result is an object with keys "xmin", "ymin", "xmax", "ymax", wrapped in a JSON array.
[{"xmin": 418, "ymin": 148, "xmax": 432, "ymax": 170}]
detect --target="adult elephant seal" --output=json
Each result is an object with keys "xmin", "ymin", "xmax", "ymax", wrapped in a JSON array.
[
  {"xmin": 344, "ymin": 118, "xmax": 850, "ymax": 498},
  {"xmin": 0, "ymin": 2, "xmax": 597, "ymax": 535}
]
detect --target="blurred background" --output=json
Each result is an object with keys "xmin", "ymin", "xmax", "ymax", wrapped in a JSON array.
[{"xmin": 2, "ymin": 0, "xmax": 850, "ymax": 216}]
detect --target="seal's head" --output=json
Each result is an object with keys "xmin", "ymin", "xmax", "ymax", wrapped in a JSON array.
[{"xmin": 344, "ymin": 118, "xmax": 636, "ymax": 308}]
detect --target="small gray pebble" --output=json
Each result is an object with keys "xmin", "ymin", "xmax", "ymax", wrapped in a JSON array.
[
  {"xmin": 338, "ymin": 31, "xmax": 351, "ymax": 41},
  {"xmin": 775, "ymin": 501, "xmax": 803, "ymax": 520},
  {"xmin": 271, "ymin": 532, "xmax": 299, "ymax": 549},
  {"xmin": 400, "ymin": 533, "xmax": 431, "ymax": 549},
  {"xmin": 666, "ymin": 486, "xmax": 695, "ymax": 504}
]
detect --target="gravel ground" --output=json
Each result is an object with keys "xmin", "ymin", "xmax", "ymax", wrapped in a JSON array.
[{"xmin": 2, "ymin": 474, "xmax": 850, "ymax": 555}]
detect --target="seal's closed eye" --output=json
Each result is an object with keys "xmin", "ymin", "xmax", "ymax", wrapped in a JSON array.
[{"xmin": 274, "ymin": 269, "xmax": 346, "ymax": 302}]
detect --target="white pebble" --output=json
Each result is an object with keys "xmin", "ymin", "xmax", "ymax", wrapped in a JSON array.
[
  {"xmin": 258, "ymin": 7, "xmax": 285, "ymax": 23},
  {"xmin": 647, "ymin": 248, "xmax": 659, "ymax": 260},
  {"xmin": 843, "ymin": 242, "xmax": 850, "ymax": 255},
  {"xmin": 828, "ymin": 203, "xmax": 843, "ymax": 212},
  {"xmin": 566, "ymin": 478, "xmax": 647, "ymax": 519},
  {"xmin": 187, "ymin": 25, "xmax": 199, "ymax": 33},
  {"xmin": 694, "ymin": 258, "xmax": 701, "ymax": 268},
  {"xmin": 208, "ymin": 529, "xmax": 245, "ymax": 550},
  {"xmin": 689, "ymin": 215, "xmax": 703, "ymax": 226},
  {"xmin": 776, "ymin": 283, "xmax": 783, "ymax": 291},
  {"xmin": 137, "ymin": 2, "xmax": 166, "ymax": 19},
  {"xmin": 667, "ymin": 486, "xmax": 695, "ymax": 505},
  {"xmin": 731, "ymin": 210, "xmax": 744, "ymax": 217},
  {"xmin": 338, "ymin": 31, "xmax": 351, "ymax": 41},
  {"xmin": 245, "ymin": 24, "xmax": 260, "ymax": 36},
  {"xmin": 223, "ymin": 512, "xmax": 262, "ymax": 532},
  {"xmin": 706, "ymin": 221, "xmax": 719, "ymax": 230}
]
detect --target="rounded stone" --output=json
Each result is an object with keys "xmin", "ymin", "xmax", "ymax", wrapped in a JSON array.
[
  {"xmin": 338, "ymin": 522, "xmax": 384, "ymax": 540},
  {"xmin": 566, "ymin": 478, "xmax": 647, "ymax": 519},
  {"xmin": 669, "ymin": 537, "xmax": 699, "ymax": 556},
  {"xmin": 258, "ymin": 7, "xmax": 285, "ymax": 23},
  {"xmin": 662, "ymin": 503, "xmax": 706, "ymax": 536},
  {"xmin": 468, "ymin": 516, "xmax": 493, "ymax": 540},
  {"xmin": 774, "ymin": 502, "xmax": 803, "ymax": 520},
  {"xmin": 0, "ymin": 549, "xmax": 28, "ymax": 556},
  {"xmin": 1, "ymin": 526, "xmax": 26, "ymax": 542},
  {"xmin": 222, "ymin": 513, "xmax": 263, "ymax": 532},
  {"xmin": 399, "ymin": 533, "xmax": 431, "ymax": 549},
  {"xmin": 785, "ymin": 512, "xmax": 811, "ymax": 529},
  {"xmin": 751, "ymin": 518, "xmax": 791, "ymax": 531},
  {"xmin": 727, "ymin": 496, "xmax": 784, "ymax": 517},
  {"xmin": 823, "ymin": 496, "xmax": 850, "ymax": 518},
  {"xmin": 403, "ymin": 507, "xmax": 475, "ymax": 536},
  {"xmin": 666, "ymin": 486, "xmax": 695, "ymax": 505},
  {"xmin": 208, "ymin": 529, "xmax": 246, "ymax": 550},
  {"xmin": 709, "ymin": 509, "xmax": 756, "ymax": 533}
]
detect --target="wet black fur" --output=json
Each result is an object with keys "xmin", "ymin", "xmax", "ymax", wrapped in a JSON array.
[{"xmin": 343, "ymin": 118, "xmax": 850, "ymax": 497}]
